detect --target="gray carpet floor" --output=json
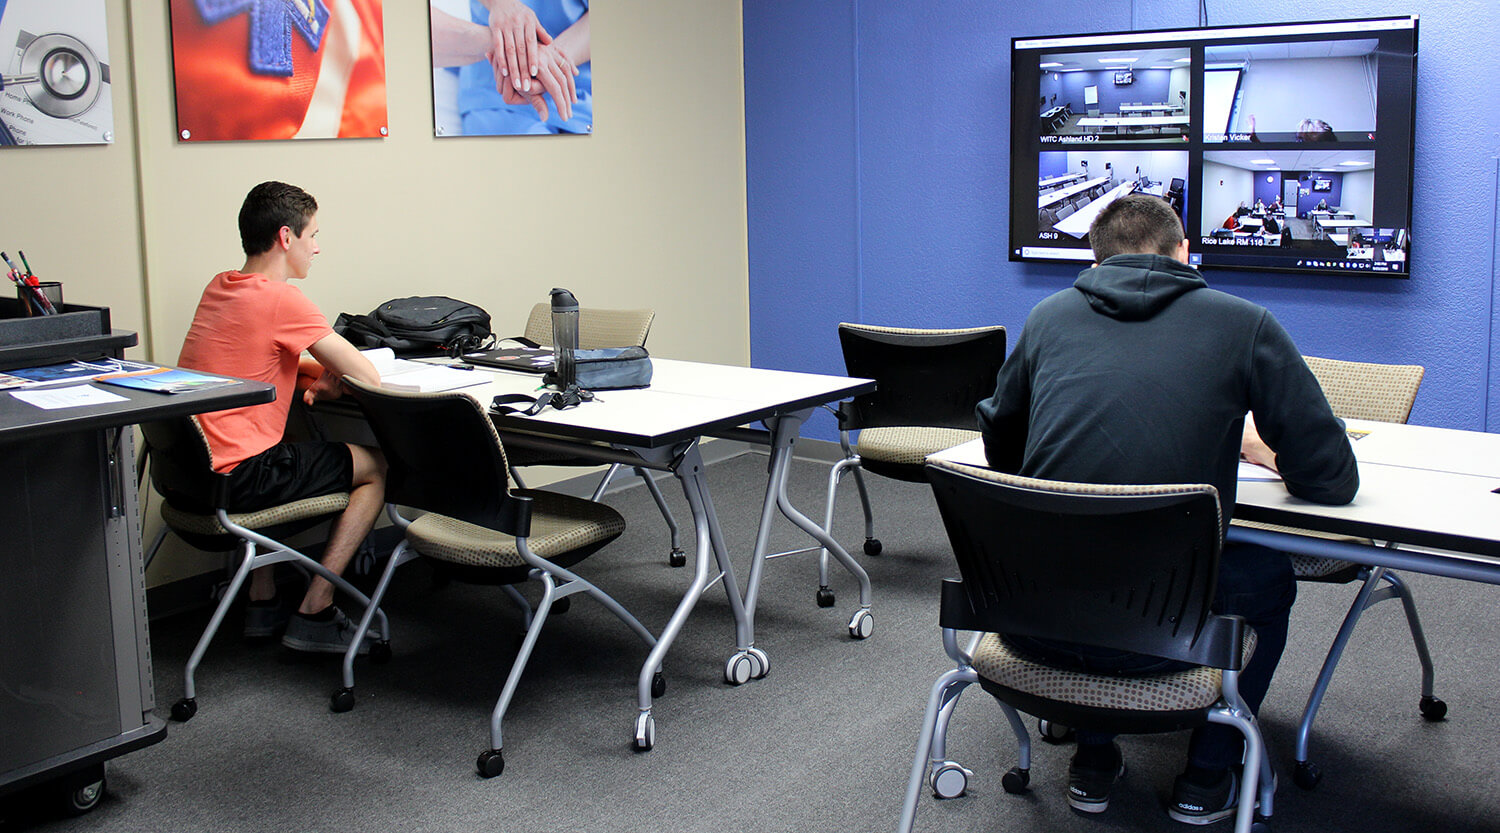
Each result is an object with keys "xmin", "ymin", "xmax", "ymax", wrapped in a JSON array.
[{"xmin": 6, "ymin": 451, "xmax": 1500, "ymax": 832}]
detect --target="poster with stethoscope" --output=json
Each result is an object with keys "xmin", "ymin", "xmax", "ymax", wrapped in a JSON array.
[{"xmin": 0, "ymin": 0, "xmax": 113, "ymax": 146}]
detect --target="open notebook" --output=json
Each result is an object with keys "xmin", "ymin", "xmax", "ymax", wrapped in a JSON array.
[{"xmin": 364, "ymin": 348, "xmax": 491, "ymax": 393}]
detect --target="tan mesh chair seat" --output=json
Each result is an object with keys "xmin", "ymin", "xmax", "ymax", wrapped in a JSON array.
[
  {"xmin": 161, "ymin": 493, "xmax": 350, "ymax": 537},
  {"xmin": 1304, "ymin": 356, "xmax": 1423, "ymax": 423},
  {"xmin": 1232, "ymin": 518, "xmax": 1370, "ymax": 580},
  {"xmin": 857, "ymin": 426, "xmax": 980, "ymax": 467},
  {"xmin": 406, "ymin": 491, "xmax": 626, "ymax": 569},
  {"xmin": 522, "ymin": 303, "xmax": 655, "ymax": 349},
  {"xmin": 971, "ymin": 631, "xmax": 1258, "ymax": 713}
]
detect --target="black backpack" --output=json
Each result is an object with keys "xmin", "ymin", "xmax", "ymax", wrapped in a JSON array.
[{"xmin": 334, "ymin": 296, "xmax": 493, "ymax": 356}]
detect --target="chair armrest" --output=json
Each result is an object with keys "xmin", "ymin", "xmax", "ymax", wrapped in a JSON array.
[{"xmin": 1176, "ymin": 614, "xmax": 1248, "ymax": 671}]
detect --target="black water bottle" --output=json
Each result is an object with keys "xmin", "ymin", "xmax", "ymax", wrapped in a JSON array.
[{"xmin": 550, "ymin": 287, "xmax": 579, "ymax": 389}]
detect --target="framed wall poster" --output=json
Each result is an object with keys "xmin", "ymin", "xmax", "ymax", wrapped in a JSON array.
[
  {"xmin": 169, "ymin": 0, "xmax": 388, "ymax": 141},
  {"xmin": 0, "ymin": 0, "xmax": 115, "ymax": 147},
  {"xmin": 430, "ymin": 0, "xmax": 591, "ymax": 136}
]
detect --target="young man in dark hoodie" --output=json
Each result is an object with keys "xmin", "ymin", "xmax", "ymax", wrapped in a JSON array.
[{"xmin": 976, "ymin": 194, "xmax": 1358, "ymax": 823}]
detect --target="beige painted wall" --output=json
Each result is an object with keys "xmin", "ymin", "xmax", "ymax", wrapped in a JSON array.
[{"xmin": 6, "ymin": 1, "xmax": 750, "ymax": 586}]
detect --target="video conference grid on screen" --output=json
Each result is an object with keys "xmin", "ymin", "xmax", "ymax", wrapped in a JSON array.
[{"xmin": 1011, "ymin": 17, "xmax": 1417, "ymax": 278}]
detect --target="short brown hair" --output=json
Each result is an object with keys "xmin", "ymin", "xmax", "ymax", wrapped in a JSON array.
[
  {"xmin": 1087, "ymin": 194, "xmax": 1184, "ymax": 263},
  {"xmin": 238, "ymin": 182, "xmax": 317, "ymax": 256}
]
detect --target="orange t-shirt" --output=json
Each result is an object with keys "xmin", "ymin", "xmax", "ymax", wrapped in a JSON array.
[{"xmin": 177, "ymin": 271, "xmax": 333, "ymax": 471}]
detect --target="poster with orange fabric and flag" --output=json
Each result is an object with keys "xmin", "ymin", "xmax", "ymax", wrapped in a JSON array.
[{"xmin": 168, "ymin": 0, "xmax": 387, "ymax": 141}]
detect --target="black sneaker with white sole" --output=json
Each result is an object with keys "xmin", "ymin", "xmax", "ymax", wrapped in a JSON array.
[
  {"xmin": 1067, "ymin": 754, "xmax": 1127, "ymax": 813},
  {"xmin": 1169, "ymin": 768, "xmax": 1237, "ymax": 825}
]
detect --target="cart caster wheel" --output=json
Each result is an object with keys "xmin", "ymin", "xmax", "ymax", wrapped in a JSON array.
[
  {"xmin": 1250, "ymin": 819, "xmax": 1272, "ymax": 833},
  {"xmin": 330, "ymin": 687, "xmax": 356, "ymax": 713},
  {"xmin": 170, "ymin": 697, "xmax": 197, "ymax": 722},
  {"xmin": 1038, "ymin": 719, "xmax": 1074, "ymax": 744},
  {"xmin": 930, "ymin": 761, "xmax": 973, "ymax": 798},
  {"xmin": 725, "ymin": 652, "xmax": 754, "ymax": 686},
  {"xmin": 57, "ymin": 764, "xmax": 106, "ymax": 817},
  {"xmin": 864, "ymin": 538, "xmax": 883, "ymax": 556},
  {"xmin": 668, "ymin": 548, "xmax": 686, "ymax": 568},
  {"xmin": 652, "ymin": 671, "xmax": 667, "ymax": 698},
  {"xmin": 816, "ymin": 586, "xmax": 836, "ymax": 608},
  {"xmin": 1419, "ymin": 695, "xmax": 1447, "ymax": 721},
  {"xmin": 1001, "ymin": 766, "xmax": 1031, "ymax": 795},
  {"xmin": 747, "ymin": 647, "xmax": 770, "ymax": 679},
  {"xmin": 477, "ymin": 749, "xmax": 504, "ymax": 778},
  {"xmin": 1293, "ymin": 760, "xmax": 1322, "ymax": 790},
  {"xmin": 848, "ymin": 608, "xmax": 873, "ymax": 640},
  {"xmin": 634, "ymin": 712, "xmax": 655, "ymax": 751},
  {"xmin": 552, "ymin": 597, "xmax": 571, "ymax": 615},
  {"xmin": 370, "ymin": 641, "xmax": 392, "ymax": 664}
]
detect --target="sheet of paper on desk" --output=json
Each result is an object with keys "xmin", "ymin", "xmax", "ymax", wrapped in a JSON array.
[
  {"xmin": 10, "ymin": 385, "xmax": 129, "ymax": 409},
  {"xmin": 361, "ymin": 348, "xmax": 490, "ymax": 393},
  {"xmin": 1237, "ymin": 460, "xmax": 1282, "ymax": 482}
]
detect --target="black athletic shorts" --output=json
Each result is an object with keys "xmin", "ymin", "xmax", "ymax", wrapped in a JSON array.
[{"xmin": 226, "ymin": 441, "xmax": 353, "ymax": 513}]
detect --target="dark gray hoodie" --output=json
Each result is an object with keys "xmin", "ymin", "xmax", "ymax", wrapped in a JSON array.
[{"xmin": 976, "ymin": 253, "xmax": 1357, "ymax": 523}]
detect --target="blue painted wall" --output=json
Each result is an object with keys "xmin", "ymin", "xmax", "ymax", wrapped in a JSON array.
[
  {"xmin": 1253, "ymin": 172, "xmax": 1282, "ymax": 209},
  {"xmin": 745, "ymin": 0, "xmax": 1500, "ymax": 439},
  {"xmin": 1060, "ymin": 69, "xmax": 1172, "ymax": 114}
]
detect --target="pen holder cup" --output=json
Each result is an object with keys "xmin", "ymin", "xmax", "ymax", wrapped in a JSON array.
[{"xmin": 18, "ymin": 282, "xmax": 62, "ymax": 316}]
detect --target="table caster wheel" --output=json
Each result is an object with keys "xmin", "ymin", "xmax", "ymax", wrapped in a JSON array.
[
  {"xmin": 330, "ymin": 687, "xmax": 356, "ymax": 713},
  {"xmin": 816, "ymin": 586, "xmax": 835, "ymax": 608},
  {"xmin": 747, "ymin": 647, "xmax": 770, "ymax": 679},
  {"xmin": 652, "ymin": 671, "xmax": 667, "ymax": 698},
  {"xmin": 864, "ymin": 538, "xmax": 883, "ymax": 556},
  {"xmin": 1293, "ymin": 760, "xmax": 1322, "ymax": 790},
  {"xmin": 370, "ymin": 641, "xmax": 392, "ymax": 664},
  {"xmin": 170, "ymin": 697, "xmax": 197, "ymax": 722},
  {"xmin": 1038, "ymin": 719, "xmax": 1074, "ymax": 744},
  {"xmin": 1420, "ymin": 695, "xmax": 1447, "ymax": 721},
  {"xmin": 848, "ymin": 608, "xmax": 873, "ymax": 640},
  {"xmin": 725, "ymin": 652, "xmax": 754, "ymax": 685},
  {"xmin": 477, "ymin": 748, "xmax": 505, "ymax": 778},
  {"xmin": 57, "ymin": 764, "xmax": 106, "ymax": 817},
  {"xmin": 552, "ymin": 597, "xmax": 571, "ymax": 615},
  {"xmin": 668, "ymin": 548, "xmax": 686, "ymax": 568},
  {"xmin": 634, "ymin": 712, "xmax": 655, "ymax": 751},
  {"xmin": 1001, "ymin": 766, "xmax": 1031, "ymax": 795},
  {"xmin": 930, "ymin": 761, "xmax": 972, "ymax": 798}
]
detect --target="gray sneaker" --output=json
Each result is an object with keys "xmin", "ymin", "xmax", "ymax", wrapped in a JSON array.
[
  {"xmin": 281, "ymin": 606, "xmax": 378, "ymax": 655},
  {"xmin": 243, "ymin": 599, "xmax": 290, "ymax": 641}
]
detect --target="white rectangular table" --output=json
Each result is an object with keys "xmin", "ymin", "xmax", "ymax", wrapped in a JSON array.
[
  {"xmin": 1054, "ymin": 180, "xmax": 1138, "ymax": 238},
  {"xmin": 1076, "ymin": 115, "xmax": 1190, "ymax": 129},
  {"xmin": 929, "ymin": 420, "xmax": 1500, "ymax": 580},
  {"xmin": 1119, "ymin": 103, "xmax": 1184, "ymax": 113},
  {"xmin": 418, "ymin": 358, "xmax": 878, "ymax": 748},
  {"xmin": 1039, "ymin": 172, "xmax": 1085, "ymax": 190},
  {"xmin": 1039, "ymin": 176, "xmax": 1108, "ymax": 209}
]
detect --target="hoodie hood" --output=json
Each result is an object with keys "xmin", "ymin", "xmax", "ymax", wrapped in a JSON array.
[{"xmin": 1072, "ymin": 253, "xmax": 1209, "ymax": 322}]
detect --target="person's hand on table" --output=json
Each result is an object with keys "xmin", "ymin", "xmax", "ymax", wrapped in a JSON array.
[
  {"xmin": 1241, "ymin": 413, "xmax": 1279, "ymax": 472},
  {"xmin": 482, "ymin": 0, "xmax": 551, "ymax": 94}
]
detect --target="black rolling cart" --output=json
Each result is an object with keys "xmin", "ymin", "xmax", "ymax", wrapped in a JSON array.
[{"xmin": 0, "ymin": 298, "xmax": 271, "ymax": 818}]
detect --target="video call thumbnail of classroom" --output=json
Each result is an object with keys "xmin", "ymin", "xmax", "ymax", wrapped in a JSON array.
[{"xmin": 1017, "ymin": 18, "xmax": 1415, "ymax": 277}]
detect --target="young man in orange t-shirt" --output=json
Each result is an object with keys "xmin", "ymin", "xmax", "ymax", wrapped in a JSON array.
[{"xmin": 178, "ymin": 181, "xmax": 387, "ymax": 654}]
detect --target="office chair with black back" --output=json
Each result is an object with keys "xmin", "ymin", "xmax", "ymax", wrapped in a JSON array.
[
  {"xmin": 899, "ymin": 460, "xmax": 1273, "ymax": 833},
  {"xmin": 512, "ymin": 303, "xmax": 688, "ymax": 565},
  {"xmin": 139, "ymin": 415, "xmax": 390, "ymax": 722},
  {"xmin": 817, "ymin": 324, "xmax": 1006, "ymax": 606},
  {"xmin": 337, "ymin": 379, "xmax": 659, "ymax": 777},
  {"xmin": 1234, "ymin": 355, "xmax": 1436, "ymax": 790}
]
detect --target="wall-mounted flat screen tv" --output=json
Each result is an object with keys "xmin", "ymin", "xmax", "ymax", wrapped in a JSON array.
[
  {"xmin": 1114, "ymin": 70, "xmax": 1133, "ymax": 85},
  {"xmin": 1014, "ymin": 16, "xmax": 1416, "ymax": 277}
]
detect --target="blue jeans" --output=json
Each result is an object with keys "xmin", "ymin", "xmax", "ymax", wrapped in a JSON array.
[{"xmin": 1006, "ymin": 541, "xmax": 1295, "ymax": 771}]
